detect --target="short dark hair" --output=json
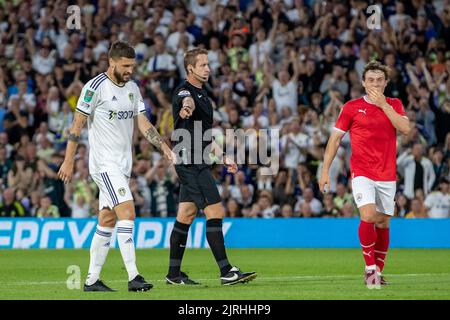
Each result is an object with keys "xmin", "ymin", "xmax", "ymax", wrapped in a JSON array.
[
  {"xmin": 362, "ymin": 60, "xmax": 390, "ymax": 81},
  {"xmin": 108, "ymin": 41, "xmax": 136, "ymax": 60},
  {"xmin": 184, "ymin": 48, "xmax": 208, "ymax": 72}
]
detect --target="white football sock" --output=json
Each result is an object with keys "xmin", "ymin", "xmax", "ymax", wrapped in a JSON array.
[
  {"xmin": 117, "ymin": 220, "xmax": 139, "ymax": 281},
  {"xmin": 365, "ymin": 264, "xmax": 377, "ymax": 271},
  {"xmin": 86, "ymin": 225, "xmax": 113, "ymax": 286}
]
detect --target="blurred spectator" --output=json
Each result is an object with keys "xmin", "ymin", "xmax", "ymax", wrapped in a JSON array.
[
  {"xmin": 130, "ymin": 176, "xmax": 145, "ymax": 217},
  {"xmin": 424, "ymin": 178, "xmax": 450, "ymax": 218},
  {"xmin": 320, "ymin": 193, "xmax": 339, "ymax": 217},
  {"xmin": 0, "ymin": 133, "xmax": 13, "ymax": 158},
  {"xmin": 36, "ymin": 196, "xmax": 60, "ymax": 218},
  {"xmin": 264, "ymin": 49, "xmax": 299, "ymax": 115},
  {"xmin": 225, "ymin": 198, "xmax": 242, "ymax": 217},
  {"xmin": 249, "ymin": 24, "xmax": 276, "ymax": 73},
  {"xmin": 397, "ymin": 143, "xmax": 436, "ymax": 199},
  {"xmin": 405, "ymin": 197, "xmax": 428, "ymax": 218},
  {"xmin": 0, "ymin": 188, "xmax": 26, "ymax": 217},
  {"xmin": 132, "ymin": 159, "xmax": 152, "ymax": 216},
  {"xmin": 146, "ymin": 160, "xmax": 176, "ymax": 217},
  {"xmin": 294, "ymin": 187, "xmax": 322, "ymax": 217},
  {"xmin": 167, "ymin": 20, "xmax": 195, "ymax": 53},
  {"xmin": 7, "ymin": 78, "xmax": 36, "ymax": 113},
  {"xmin": 395, "ymin": 193, "xmax": 410, "ymax": 217},
  {"xmin": 65, "ymin": 159, "xmax": 95, "ymax": 218},
  {"xmin": 7, "ymin": 155, "xmax": 34, "ymax": 193},
  {"xmin": 333, "ymin": 182, "xmax": 353, "ymax": 212},
  {"xmin": 257, "ymin": 190, "xmax": 279, "ymax": 218},
  {"xmin": 146, "ymin": 33, "xmax": 177, "ymax": 93},
  {"xmin": 236, "ymin": 184, "xmax": 254, "ymax": 211},
  {"xmin": 29, "ymin": 191, "xmax": 41, "ymax": 217},
  {"xmin": 281, "ymin": 120, "xmax": 312, "ymax": 170},
  {"xmin": 340, "ymin": 202, "xmax": 356, "ymax": 218},
  {"xmin": 34, "ymin": 122, "xmax": 55, "ymax": 144},
  {"xmin": 225, "ymin": 171, "xmax": 255, "ymax": 204},
  {"xmin": 316, "ymin": 146, "xmax": 345, "ymax": 194},
  {"xmin": 0, "ymin": 145, "xmax": 12, "ymax": 188},
  {"xmin": 28, "ymin": 38, "xmax": 57, "ymax": 76},
  {"xmin": 37, "ymin": 155, "xmax": 70, "ymax": 216},
  {"xmin": 431, "ymin": 148, "xmax": 448, "ymax": 189},
  {"xmin": 15, "ymin": 188, "xmax": 31, "ymax": 215},
  {"xmin": 278, "ymin": 203, "xmax": 294, "ymax": 218},
  {"xmin": 228, "ymin": 34, "xmax": 249, "ymax": 72},
  {"xmin": 272, "ymin": 169, "xmax": 295, "ymax": 206},
  {"xmin": 320, "ymin": 65, "xmax": 349, "ymax": 97}
]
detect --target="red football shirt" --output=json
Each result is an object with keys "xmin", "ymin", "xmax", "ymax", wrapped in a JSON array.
[{"xmin": 334, "ymin": 96, "xmax": 406, "ymax": 181}]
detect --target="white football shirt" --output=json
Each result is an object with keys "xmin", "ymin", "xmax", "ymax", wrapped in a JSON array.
[
  {"xmin": 76, "ymin": 73, "xmax": 146, "ymax": 176},
  {"xmin": 424, "ymin": 191, "xmax": 450, "ymax": 218}
]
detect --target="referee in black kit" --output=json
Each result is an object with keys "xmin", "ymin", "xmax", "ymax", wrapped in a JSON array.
[{"xmin": 165, "ymin": 48, "xmax": 257, "ymax": 286}]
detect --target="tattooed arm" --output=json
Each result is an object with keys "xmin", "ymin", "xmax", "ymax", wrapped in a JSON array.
[
  {"xmin": 58, "ymin": 111, "xmax": 87, "ymax": 184},
  {"xmin": 137, "ymin": 113, "xmax": 174, "ymax": 163}
]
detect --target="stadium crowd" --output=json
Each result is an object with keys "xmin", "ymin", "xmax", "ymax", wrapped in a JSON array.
[{"xmin": 0, "ymin": 0, "xmax": 449, "ymax": 219}]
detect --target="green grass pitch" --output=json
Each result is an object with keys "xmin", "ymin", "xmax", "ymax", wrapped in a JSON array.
[{"xmin": 1, "ymin": 248, "xmax": 449, "ymax": 300}]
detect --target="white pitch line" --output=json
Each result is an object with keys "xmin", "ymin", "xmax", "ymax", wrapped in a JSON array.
[{"xmin": 3, "ymin": 273, "xmax": 450, "ymax": 286}]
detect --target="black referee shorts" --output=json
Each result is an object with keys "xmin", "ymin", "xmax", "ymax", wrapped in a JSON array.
[{"xmin": 175, "ymin": 164, "xmax": 221, "ymax": 210}]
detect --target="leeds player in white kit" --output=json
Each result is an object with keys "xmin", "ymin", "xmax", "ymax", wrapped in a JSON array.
[{"xmin": 58, "ymin": 42, "xmax": 173, "ymax": 292}]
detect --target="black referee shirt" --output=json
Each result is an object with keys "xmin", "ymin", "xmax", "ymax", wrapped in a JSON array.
[{"xmin": 172, "ymin": 80, "xmax": 213, "ymax": 164}]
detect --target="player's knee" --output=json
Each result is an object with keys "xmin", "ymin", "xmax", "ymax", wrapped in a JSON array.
[
  {"xmin": 376, "ymin": 215, "xmax": 390, "ymax": 228},
  {"xmin": 359, "ymin": 205, "xmax": 377, "ymax": 223},
  {"xmin": 98, "ymin": 209, "xmax": 117, "ymax": 228},
  {"xmin": 177, "ymin": 214, "xmax": 195, "ymax": 225},
  {"xmin": 176, "ymin": 203, "xmax": 197, "ymax": 224},
  {"xmin": 101, "ymin": 218, "xmax": 116, "ymax": 228},
  {"xmin": 204, "ymin": 203, "xmax": 225, "ymax": 219},
  {"xmin": 215, "ymin": 206, "xmax": 225, "ymax": 219},
  {"xmin": 114, "ymin": 201, "xmax": 136, "ymax": 221},
  {"xmin": 360, "ymin": 214, "xmax": 377, "ymax": 223}
]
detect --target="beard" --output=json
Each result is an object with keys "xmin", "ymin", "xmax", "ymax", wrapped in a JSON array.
[{"xmin": 114, "ymin": 67, "xmax": 130, "ymax": 83}]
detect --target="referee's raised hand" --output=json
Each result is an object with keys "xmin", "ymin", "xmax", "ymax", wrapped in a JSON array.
[
  {"xmin": 179, "ymin": 106, "xmax": 193, "ymax": 119},
  {"xmin": 180, "ymin": 97, "xmax": 195, "ymax": 119}
]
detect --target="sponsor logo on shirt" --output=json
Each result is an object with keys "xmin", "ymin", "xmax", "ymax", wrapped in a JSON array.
[
  {"xmin": 128, "ymin": 92, "xmax": 134, "ymax": 103},
  {"xmin": 80, "ymin": 102, "xmax": 90, "ymax": 109},
  {"xmin": 178, "ymin": 90, "xmax": 191, "ymax": 97},
  {"xmin": 358, "ymin": 108, "xmax": 367, "ymax": 115},
  {"xmin": 108, "ymin": 110, "xmax": 134, "ymax": 121},
  {"xmin": 109, "ymin": 110, "xmax": 117, "ymax": 121},
  {"xmin": 112, "ymin": 96, "xmax": 118, "ymax": 101},
  {"xmin": 84, "ymin": 90, "xmax": 94, "ymax": 102}
]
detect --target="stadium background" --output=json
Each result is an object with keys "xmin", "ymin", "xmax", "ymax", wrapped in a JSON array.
[{"xmin": 0, "ymin": 0, "xmax": 450, "ymax": 300}]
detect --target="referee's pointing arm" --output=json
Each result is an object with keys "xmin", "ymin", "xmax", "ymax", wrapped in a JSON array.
[{"xmin": 180, "ymin": 97, "xmax": 195, "ymax": 119}]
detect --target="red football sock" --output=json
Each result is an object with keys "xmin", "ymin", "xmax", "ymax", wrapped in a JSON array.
[
  {"xmin": 358, "ymin": 220, "xmax": 377, "ymax": 269},
  {"xmin": 375, "ymin": 227, "xmax": 390, "ymax": 273}
]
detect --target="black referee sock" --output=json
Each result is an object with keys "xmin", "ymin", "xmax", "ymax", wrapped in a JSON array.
[
  {"xmin": 206, "ymin": 218, "xmax": 232, "ymax": 277},
  {"xmin": 168, "ymin": 221, "xmax": 191, "ymax": 278}
]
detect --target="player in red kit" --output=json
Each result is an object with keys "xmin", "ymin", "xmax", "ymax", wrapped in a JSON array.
[{"xmin": 319, "ymin": 61, "xmax": 411, "ymax": 289}]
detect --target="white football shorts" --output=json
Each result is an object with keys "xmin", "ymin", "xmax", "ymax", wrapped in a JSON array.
[
  {"xmin": 90, "ymin": 171, "xmax": 133, "ymax": 210},
  {"xmin": 351, "ymin": 176, "xmax": 396, "ymax": 216}
]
